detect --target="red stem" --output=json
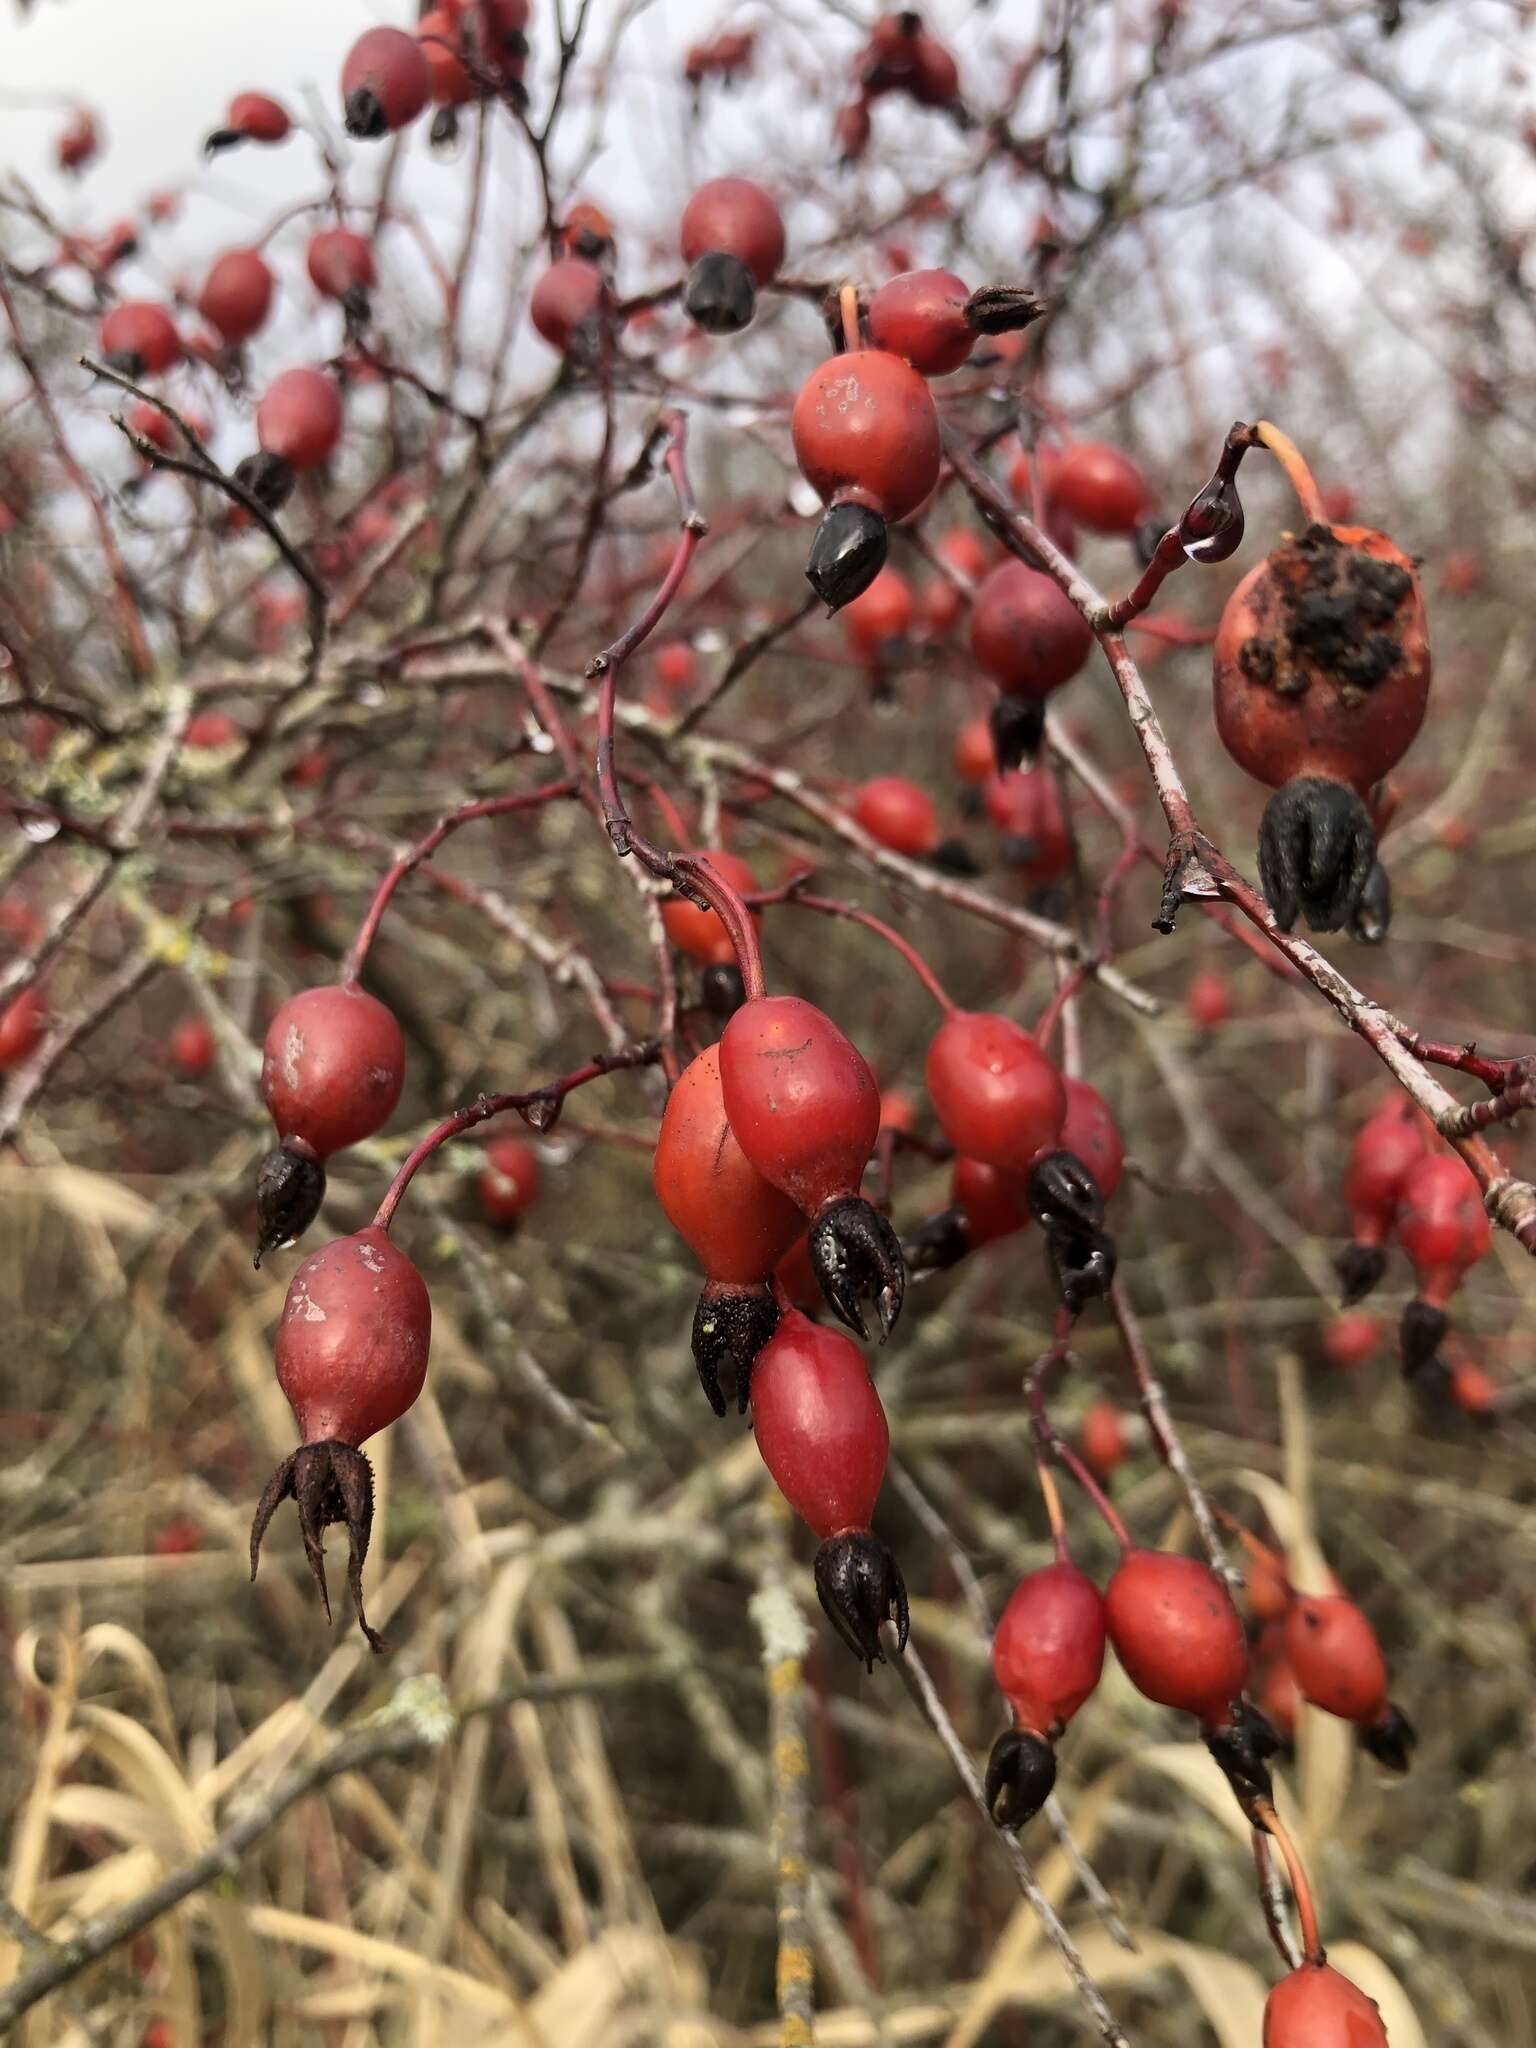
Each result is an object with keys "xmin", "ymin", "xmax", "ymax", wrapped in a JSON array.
[
  {"xmin": 371, "ymin": 1043, "xmax": 659, "ymax": 1233},
  {"xmin": 756, "ymin": 888, "xmax": 956, "ymax": 1013},
  {"xmin": 343, "ymin": 783, "xmax": 577, "ymax": 985}
]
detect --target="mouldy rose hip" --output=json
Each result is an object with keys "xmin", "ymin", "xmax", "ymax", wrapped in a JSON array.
[
  {"xmin": 1213, "ymin": 518, "xmax": 1430, "ymax": 934},
  {"xmin": 250, "ymin": 1227, "xmax": 431, "ymax": 1650}
]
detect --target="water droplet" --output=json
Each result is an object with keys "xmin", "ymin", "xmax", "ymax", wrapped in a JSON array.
[{"xmin": 21, "ymin": 816, "xmax": 59, "ymax": 843}]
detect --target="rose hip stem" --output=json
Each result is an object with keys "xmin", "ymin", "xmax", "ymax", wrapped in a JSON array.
[
  {"xmin": 1253, "ymin": 1797, "xmax": 1324, "ymax": 1966},
  {"xmin": 585, "ymin": 414, "xmax": 770, "ymax": 1000},
  {"xmin": 1253, "ymin": 419, "xmax": 1326, "ymax": 526},
  {"xmin": 838, "ymin": 280, "xmax": 861, "ymax": 352},
  {"xmin": 343, "ymin": 782, "xmax": 577, "ymax": 984},
  {"xmin": 1027, "ymin": 1353, "xmax": 1134, "ymax": 1555},
  {"xmin": 751, "ymin": 887, "xmax": 956, "ymax": 1012},
  {"xmin": 370, "ymin": 1042, "xmax": 659, "ymax": 1232}
]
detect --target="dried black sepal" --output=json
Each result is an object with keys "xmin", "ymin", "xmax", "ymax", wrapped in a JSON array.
[
  {"xmin": 1205, "ymin": 1698, "xmax": 1281, "ymax": 1824},
  {"xmin": 806, "ymin": 502, "xmax": 888, "ymax": 613},
  {"xmin": 233, "ymin": 450, "xmax": 296, "ymax": 512},
  {"xmin": 930, "ymin": 836, "xmax": 982, "ymax": 877},
  {"xmin": 1349, "ymin": 859, "xmax": 1392, "ymax": 944},
  {"xmin": 962, "ymin": 285, "xmax": 1046, "ymax": 336},
  {"xmin": 691, "ymin": 1282, "xmax": 780, "ymax": 1418},
  {"xmin": 343, "ymin": 88, "xmax": 390, "ymax": 140},
  {"xmin": 1025, "ymin": 1149, "xmax": 1105, "ymax": 1238},
  {"xmin": 683, "ymin": 251, "xmax": 757, "ymax": 335},
  {"xmin": 254, "ymin": 1142, "xmax": 326, "ymax": 1268},
  {"xmin": 102, "ymin": 349, "xmax": 148, "ymax": 380},
  {"xmin": 1360, "ymin": 1702, "xmax": 1416, "ymax": 1772},
  {"xmin": 903, "ymin": 1205, "xmax": 972, "ymax": 1274},
  {"xmin": 250, "ymin": 1438, "xmax": 385, "ymax": 1651},
  {"xmin": 1257, "ymin": 777, "xmax": 1377, "ymax": 934},
  {"xmin": 1334, "ymin": 1239, "xmax": 1387, "ymax": 1306},
  {"xmin": 1044, "ymin": 1222, "xmax": 1118, "ymax": 1315},
  {"xmin": 813, "ymin": 1529, "xmax": 908, "ymax": 1671},
  {"xmin": 989, "ymin": 695, "xmax": 1043, "ymax": 774},
  {"xmin": 1400, "ymin": 1296, "xmax": 1448, "ymax": 1378},
  {"xmin": 809, "ymin": 1195, "xmax": 905, "ymax": 1340},
  {"xmin": 430, "ymin": 107, "xmax": 462, "ymax": 150},
  {"xmin": 984, "ymin": 1727, "xmax": 1057, "ymax": 1829}
]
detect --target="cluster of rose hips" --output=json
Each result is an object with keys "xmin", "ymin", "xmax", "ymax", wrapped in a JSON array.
[
  {"xmin": 1335, "ymin": 1095, "xmax": 1491, "ymax": 1393},
  {"xmin": 834, "ymin": 11, "xmax": 966, "ymax": 163}
]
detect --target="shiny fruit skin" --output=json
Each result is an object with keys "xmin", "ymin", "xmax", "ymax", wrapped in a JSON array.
[
  {"xmin": 197, "ymin": 248, "xmax": 274, "ymax": 344},
  {"xmin": 791, "ymin": 349, "xmax": 941, "ymax": 522},
  {"xmin": 1105, "ymin": 1549, "xmax": 1249, "ymax": 1723},
  {"xmin": 925, "ymin": 1010, "xmax": 1066, "ymax": 1172},
  {"xmin": 261, "ymin": 984, "xmax": 405, "ymax": 1158},
  {"xmin": 867, "ymin": 268, "xmax": 972, "ymax": 375},
  {"xmin": 842, "ymin": 566, "xmax": 913, "ymax": 660},
  {"xmin": 307, "ymin": 229, "xmax": 376, "ymax": 299},
  {"xmin": 530, "ymin": 259, "xmax": 604, "ymax": 352},
  {"xmin": 1060, "ymin": 1078, "xmax": 1124, "ymax": 1201},
  {"xmin": 1263, "ymin": 1962, "xmax": 1389, "ymax": 2046},
  {"xmin": 653, "ymin": 1044, "xmax": 803, "ymax": 1283},
  {"xmin": 169, "ymin": 1016, "xmax": 215, "ymax": 1077},
  {"xmin": 983, "ymin": 768, "xmax": 1071, "ymax": 884},
  {"xmin": 1079, "ymin": 1400, "xmax": 1126, "ymax": 1483},
  {"xmin": 1344, "ymin": 1100, "xmax": 1427, "ymax": 1246},
  {"xmin": 971, "ymin": 561, "xmax": 1093, "ymax": 698},
  {"xmin": 257, "ymin": 369, "xmax": 342, "ymax": 471},
  {"xmin": 992, "ymin": 1561, "xmax": 1107, "ymax": 1735},
  {"xmin": 1213, "ymin": 525, "xmax": 1430, "ymax": 794},
  {"xmin": 679, "ymin": 179, "xmax": 784, "ymax": 284},
  {"xmin": 1396, "ymin": 1152, "xmax": 1489, "ymax": 1305},
  {"xmin": 227, "ymin": 92, "xmax": 290, "ymax": 143},
  {"xmin": 100, "ymin": 303, "xmax": 180, "ymax": 375},
  {"xmin": 719, "ymin": 996, "xmax": 881, "ymax": 1216},
  {"xmin": 752, "ymin": 1308, "xmax": 888, "ymax": 1538},
  {"xmin": 953, "ymin": 1156, "xmax": 1030, "ymax": 1246},
  {"xmin": 853, "ymin": 776, "xmax": 937, "ymax": 857},
  {"xmin": 953, "ymin": 718, "xmax": 995, "ymax": 785},
  {"xmin": 1051, "ymin": 442, "xmax": 1148, "ymax": 535},
  {"xmin": 476, "ymin": 1134, "xmax": 541, "ymax": 1225},
  {"xmin": 341, "ymin": 27, "xmax": 433, "ymax": 132},
  {"xmin": 1285, "ymin": 1594, "xmax": 1388, "ymax": 1724},
  {"xmin": 1323, "ymin": 1311, "xmax": 1383, "ymax": 1370},
  {"xmin": 276, "ymin": 1228, "xmax": 430, "ymax": 1446},
  {"xmin": 0, "ymin": 988, "xmax": 44, "ymax": 1069},
  {"xmin": 660, "ymin": 848, "xmax": 756, "ymax": 966}
]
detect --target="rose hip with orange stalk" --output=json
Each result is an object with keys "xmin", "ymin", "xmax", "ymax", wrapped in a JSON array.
[
  {"xmin": 654, "ymin": 1043, "xmax": 804, "ymax": 1414},
  {"xmin": 866, "ymin": 268, "xmax": 1041, "ymax": 377},
  {"xmin": 1213, "ymin": 421, "xmax": 1430, "ymax": 934},
  {"xmin": 792, "ymin": 325, "xmax": 941, "ymax": 612},
  {"xmin": 750, "ymin": 1307, "xmax": 908, "ymax": 1668}
]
